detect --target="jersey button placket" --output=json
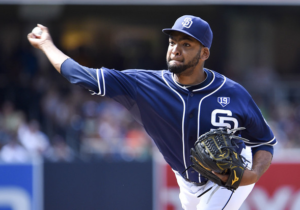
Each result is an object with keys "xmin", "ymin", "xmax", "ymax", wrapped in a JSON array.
[
  {"xmin": 185, "ymin": 91, "xmax": 197, "ymax": 181},
  {"xmin": 188, "ymin": 93, "xmax": 194, "ymax": 118}
]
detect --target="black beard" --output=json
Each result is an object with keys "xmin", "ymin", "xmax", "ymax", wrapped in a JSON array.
[{"xmin": 167, "ymin": 50, "xmax": 201, "ymax": 74}]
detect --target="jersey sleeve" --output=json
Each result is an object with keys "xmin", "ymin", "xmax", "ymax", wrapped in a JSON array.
[
  {"xmin": 61, "ymin": 58, "xmax": 99, "ymax": 92},
  {"xmin": 242, "ymin": 97, "xmax": 277, "ymax": 156},
  {"xmin": 60, "ymin": 58, "xmax": 137, "ymax": 110}
]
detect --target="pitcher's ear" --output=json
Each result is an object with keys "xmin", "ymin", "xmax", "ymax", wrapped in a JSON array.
[{"xmin": 201, "ymin": 47, "xmax": 210, "ymax": 60}]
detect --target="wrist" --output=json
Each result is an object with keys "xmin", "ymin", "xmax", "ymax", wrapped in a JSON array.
[
  {"xmin": 249, "ymin": 169, "xmax": 259, "ymax": 183},
  {"xmin": 240, "ymin": 169, "xmax": 258, "ymax": 186},
  {"xmin": 41, "ymin": 39, "xmax": 55, "ymax": 53}
]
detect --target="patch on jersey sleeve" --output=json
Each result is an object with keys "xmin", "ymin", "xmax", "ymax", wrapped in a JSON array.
[{"xmin": 218, "ymin": 97, "xmax": 230, "ymax": 107}]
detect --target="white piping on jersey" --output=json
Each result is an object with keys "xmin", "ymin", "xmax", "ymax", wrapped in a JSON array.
[
  {"xmin": 248, "ymin": 116, "xmax": 278, "ymax": 147},
  {"xmin": 92, "ymin": 68, "xmax": 106, "ymax": 96},
  {"xmin": 101, "ymin": 68, "xmax": 106, "ymax": 96},
  {"xmin": 171, "ymin": 75, "xmax": 189, "ymax": 90},
  {"xmin": 196, "ymin": 75, "xmax": 226, "ymax": 182},
  {"xmin": 81, "ymin": 65, "xmax": 99, "ymax": 96},
  {"xmin": 171, "ymin": 69, "xmax": 214, "ymax": 91},
  {"xmin": 244, "ymin": 136, "xmax": 277, "ymax": 147},
  {"xmin": 162, "ymin": 71, "xmax": 189, "ymax": 179},
  {"xmin": 193, "ymin": 70, "xmax": 215, "ymax": 92}
]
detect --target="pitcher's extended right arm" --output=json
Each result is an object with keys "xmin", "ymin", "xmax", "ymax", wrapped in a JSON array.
[
  {"xmin": 27, "ymin": 24, "xmax": 69, "ymax": 73},
  {"xmin": 27, "ymin": 24, "xmax": 100, "ymax": 92}
]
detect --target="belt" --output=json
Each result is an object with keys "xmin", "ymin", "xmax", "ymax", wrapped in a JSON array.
[{"xmin": 184, "ymin": 177, "xmax": 207, "ymax": 186}]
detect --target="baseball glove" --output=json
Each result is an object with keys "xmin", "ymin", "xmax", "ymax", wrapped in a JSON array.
[{"xmin": 190, "ymin": 127, "xmax": 249, "ymax": 191}]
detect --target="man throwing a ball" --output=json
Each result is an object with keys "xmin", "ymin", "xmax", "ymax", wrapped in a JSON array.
[{"xmin": 28, "ymin": 15, "xmax": 276, "ymax": 210}]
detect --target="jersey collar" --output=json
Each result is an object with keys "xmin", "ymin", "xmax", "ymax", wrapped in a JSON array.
[{"xmin": 171, "ymin": 68, "xmax": 214, "ymax": 91}]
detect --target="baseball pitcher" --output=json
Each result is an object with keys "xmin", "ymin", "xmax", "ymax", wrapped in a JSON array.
[{"xmin": 28, "ymin": 15, "xmax": 277, "ymax": 210}]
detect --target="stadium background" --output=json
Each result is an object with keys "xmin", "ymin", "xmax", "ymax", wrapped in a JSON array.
[{"xmin": 0, "ymin": 1, "xmax": 300, "ymax": 210}]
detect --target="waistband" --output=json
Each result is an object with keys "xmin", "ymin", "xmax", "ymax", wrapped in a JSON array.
[
  {"xmin": 174, "ymin": 170, "xmax": 208, "ymax": 186},
  {"xmin": 183, "ymin": 177, "xmax": 207, "ymax": 186}
]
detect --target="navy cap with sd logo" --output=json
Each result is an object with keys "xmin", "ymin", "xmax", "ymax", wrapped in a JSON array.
[{"xmin": 162, "ymin": 15, "xmax": 213, "ymax": 49}]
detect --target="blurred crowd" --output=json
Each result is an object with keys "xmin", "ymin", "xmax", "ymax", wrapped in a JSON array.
[
  {"xmin": 0, "ymin": 21, "xmax": 300, "ymax": 163},
  {"xmin": 0, "ymin": 97, "xmax": 152, "ymax": 163},
  {"xmin": 0, "ymin": 41, "xmax": 153, "ymax": 163}
]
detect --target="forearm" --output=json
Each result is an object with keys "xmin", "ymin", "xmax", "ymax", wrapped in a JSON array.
[
  {"xmin": 41, "ymin": 40, "xmax": 69, "ymax": 73},
  {"xmin": 251, "ymin": 150, "xmax": 272, "ymax": 181},
  {"xmin": 240, "ymin": 150, "xmax": 272, "ymax": 186}
]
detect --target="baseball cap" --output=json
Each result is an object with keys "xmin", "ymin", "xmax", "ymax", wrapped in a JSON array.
[{"xmin": 162, "ymin": 15, "xmax": 213, "ymax": 49}]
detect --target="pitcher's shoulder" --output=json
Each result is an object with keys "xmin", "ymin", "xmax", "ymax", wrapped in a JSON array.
[{"xmin": 210, "ymin": 70, "xmax": 252, "ymax": 98}]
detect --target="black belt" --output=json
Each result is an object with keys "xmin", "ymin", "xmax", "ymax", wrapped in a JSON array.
[{"xmin": 184, "ymin": 178, "xmax": 207, "ymax": 186}]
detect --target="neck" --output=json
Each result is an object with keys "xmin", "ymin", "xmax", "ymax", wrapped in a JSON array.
[{"xmin": 174, "ymin": 66, "xmax": 206, "ymax": 86}]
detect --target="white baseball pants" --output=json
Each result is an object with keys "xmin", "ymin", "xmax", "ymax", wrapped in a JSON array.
[{"xmin": 174, "ymin": 146, "xmax": 255, "ymax": 210}]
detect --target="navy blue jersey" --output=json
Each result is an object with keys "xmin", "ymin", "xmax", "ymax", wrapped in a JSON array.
[{"xmin": 61, "ymin": 58, "xmax": 277, "ymax": 183}]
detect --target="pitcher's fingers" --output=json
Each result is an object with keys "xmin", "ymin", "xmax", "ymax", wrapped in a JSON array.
[
  {"xmin": 28, "ymin": 33, "xmax": 38, "ymax": 40},
  {"xmin": 27, "ymin": 34, "xmax": 40, "ymax": 44},
  {"xmin": 28, "ymin": 33, "xmax": 34, "ymax": 38},
  {"xmin": 37, "ymin": 24, "xmax": 48, "ymax": 33},
  {"xmin": 28, "ymin": 33, "xmax": 35, "ymax": 40},
  {"xmin": 212, "ymin": 171, "xmax": 228, "ymax": 182}
]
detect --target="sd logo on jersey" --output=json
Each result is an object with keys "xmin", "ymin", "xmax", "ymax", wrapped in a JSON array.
[{"xmin": 218, "ymin": 97, "xmax": 230, "ymax": 107}]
